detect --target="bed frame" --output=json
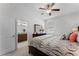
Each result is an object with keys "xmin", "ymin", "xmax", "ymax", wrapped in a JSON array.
[{"xmin": 29, "ymin": 46, "xmax": 48, "ymax": 56}]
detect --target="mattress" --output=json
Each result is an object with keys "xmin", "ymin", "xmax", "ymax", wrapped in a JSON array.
[{"xmin": 30, "ymin": 34, "xmax": 79, "ymax": 56}]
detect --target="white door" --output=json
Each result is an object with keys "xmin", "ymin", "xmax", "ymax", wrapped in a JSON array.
[{"xmin": 0, "ymin": 17, "xmax": 16, "ymax": 55}]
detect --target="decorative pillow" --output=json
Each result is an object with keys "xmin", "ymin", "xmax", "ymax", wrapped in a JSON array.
[
  {"xmin": 69, "ymin": 32, "xmax": 77, "ymax": 42},
  {"xmin": 68, "ymin": 32, "xmax": 73, "ymax": 40},
  {"xmin": 77, "ymin": 32, "xmax": 79, "ymax": 43}
]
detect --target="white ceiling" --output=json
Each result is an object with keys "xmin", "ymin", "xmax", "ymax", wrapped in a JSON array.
[
  {"xmin": 31, "ymin": 3, "xmax": 79, "ymax": 20},
  {"xmin": 0, "ymin": 3, "xmax": 79, "ymax": 20}
]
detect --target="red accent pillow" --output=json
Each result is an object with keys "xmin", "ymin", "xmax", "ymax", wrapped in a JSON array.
[
  {"xmin": 69, "ymin": 32, "xmax": 77, "ymax": 42},
  {"xmin": 68, "ymin": 32, "xmax": 73, "ymax": 40}
]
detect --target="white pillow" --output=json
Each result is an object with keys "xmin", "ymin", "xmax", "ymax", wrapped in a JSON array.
[{"xmin": 77, "ymin": 32, "xmax": 79, "ymax": 43}]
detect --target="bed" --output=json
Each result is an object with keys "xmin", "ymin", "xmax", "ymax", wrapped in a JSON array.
[{"xmin": 29, "ymin": 34, "xmax": 79, "ymax": 56}]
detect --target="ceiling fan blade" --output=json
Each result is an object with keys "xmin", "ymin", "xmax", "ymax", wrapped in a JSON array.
[
  {"xmin": 52, "ymin": 9, "xmax": 60, "ymax": 11},
  {"xmin": 47, "ymin": 3, "xmax": 55, "ymax": 9},
  {"xmin": 39, "ymin": 8, "xmax": 46, "ymax": 10},
  {"xmin": 51, "ymin": 3, "xmax": 55, "ymax": 7},
  {"xmin": 47, "ymin": 4, "xmax": 50, "ymax": 9}
]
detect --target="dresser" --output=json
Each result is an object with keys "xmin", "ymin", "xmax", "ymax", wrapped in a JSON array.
[{"xmin": 33, "ymin": 33, "xmax": 46, "ymax": 37}]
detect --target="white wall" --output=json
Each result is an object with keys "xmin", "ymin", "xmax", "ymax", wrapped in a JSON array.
[
  {"xmin": 0, "ymin": 3, "xmax": 45, "ymax": 55},
  {"xmin": 45, "ymin": 11, "xmax": 79, "ymax": 35},
  {"xmin": 61, "ymin": 11, "xmax": 79, "ymax": 34}
]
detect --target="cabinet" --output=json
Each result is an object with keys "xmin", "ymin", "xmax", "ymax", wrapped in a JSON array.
[{"xmin": 18, "ymin": 33, "xmax": 27, "ymax": 42}]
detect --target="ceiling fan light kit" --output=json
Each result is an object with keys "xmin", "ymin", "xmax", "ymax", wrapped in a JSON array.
[
  {"xmin": 39, "ymin": 3, "xmax": 60, "ymax": 16},
  {"xmin": 46, "ymin": 10, "xmax": 51, "ymax": 13}
]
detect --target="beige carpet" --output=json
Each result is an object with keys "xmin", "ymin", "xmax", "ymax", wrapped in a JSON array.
[{"xmin": 3, "ymin": 41, "xmax": 30, "ymax": 56}]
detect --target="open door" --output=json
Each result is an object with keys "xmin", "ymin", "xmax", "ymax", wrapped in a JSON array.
[{"xmin": 0, "ymin": 17, "xmax": 16, "ymax": 55}]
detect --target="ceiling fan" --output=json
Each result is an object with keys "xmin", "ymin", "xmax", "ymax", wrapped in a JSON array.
[{"xmin": 39, "ymin": 3, "xmax": 60, "ymax": 16}]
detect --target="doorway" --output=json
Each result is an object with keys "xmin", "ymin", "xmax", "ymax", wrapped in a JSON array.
[
  {"xmin": 16, "ymin": 19, "xmax": 28, "ymax": 48},
  {"xmin": 2, "ymin": 18, "xmax": 29, "ymax": 56}
]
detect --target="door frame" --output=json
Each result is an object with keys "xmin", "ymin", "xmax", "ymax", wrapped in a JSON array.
[{"xmin": 15, "ymin": 17, "xmax": 29, "ymax": 49}]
